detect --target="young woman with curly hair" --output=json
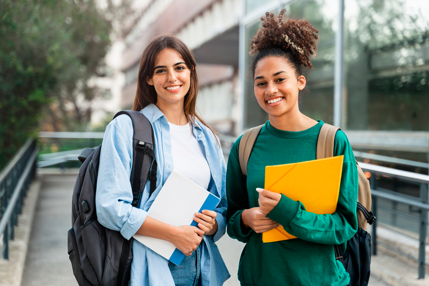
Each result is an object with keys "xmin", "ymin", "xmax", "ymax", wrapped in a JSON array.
[
  {"xmin": 226, "ymin": 10, "xmax": 358, "ymax": 286},
  {"xmin": 96, "ymin": 34, "xmax": 230, "ymax": 286}
]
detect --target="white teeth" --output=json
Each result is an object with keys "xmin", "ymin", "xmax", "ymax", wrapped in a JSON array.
[
  {"xmin": 166, "ymin": 86, "xmax": 180, "ymax": 90},
  {"xmin": 267, "ymin": 98, "xmax": 283, "ymax": 104}
]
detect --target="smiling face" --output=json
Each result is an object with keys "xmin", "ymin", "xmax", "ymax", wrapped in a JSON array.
[
  {"xmin": 147, "ymin": 48, "xmax": 191, "ymax": 107},
  {"xmin": 254, "ymin": 56, "xmax": 306, "ymax": 120}
]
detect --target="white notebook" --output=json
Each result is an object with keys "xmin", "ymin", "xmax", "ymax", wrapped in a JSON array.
[{"xmin": 133, "ymin": 170, "xmax": 220, "ymax": 265}]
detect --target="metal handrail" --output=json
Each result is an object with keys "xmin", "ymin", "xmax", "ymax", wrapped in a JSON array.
[
  {"xmin": 370, "ymin": 189, "xmax": 429, "ymax": 211},
  {"xmin": 359, "ymin": 162, "xmax": 429, "ymax": 184},
  {"xmin": 38, "ymin": 131, "xmax": 104, "ymax": 139},
  {"xmin": 37, "ymin": 149, "xmax": 84, "ymax": 168},
  {"xmin": 0, "ymin": 139, "xmax": 34, "ymax": 182},
  {"xmin": 0, "ymin": 138, "xmax": 38, "ymax": 259},
  {"xmin": 354, "ymin": 151, "xmax": 428, "ymax": 169}
]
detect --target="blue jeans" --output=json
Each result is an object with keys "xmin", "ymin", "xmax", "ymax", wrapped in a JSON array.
[{"xmin": 168, "ymin": 245, "xmax": 201, "ymax": 286}]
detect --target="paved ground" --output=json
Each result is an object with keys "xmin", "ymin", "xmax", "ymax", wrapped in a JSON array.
[
  {"xmin": 21, "ymin": 174, "xmax": 76, "ymax": 286},
  {"xmin": 19, "ymin": 174, "xmax": 398, "ymax": 285}
]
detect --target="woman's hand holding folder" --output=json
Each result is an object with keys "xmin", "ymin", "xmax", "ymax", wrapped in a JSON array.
[
  {"xmin": 139, "ymin": 216, "xmax": 204, "ymax": 257},
  {"xmin": 194, "ymin": 210, "xmax": 218, "ymax": 235},
  {"xmin": 241, "ymin": 207, "xmax": 279, "ymax": 233},
  {"xmin": 257, "ymin": 188, "xmax": 282, "ymax": 215},
  {"xmin": 171, "ymin": 225, "xmax": 204, "ymax": 256},
  {"xmin": 172, "ymin": 209, "xmax": 217, "ymax": 256}
]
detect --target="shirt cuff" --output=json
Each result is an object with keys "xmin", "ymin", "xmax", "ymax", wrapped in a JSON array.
[
  {"xmin": 213, "ymin": 213, "xmax": 226, "ymax": 242},
  {"xmin": 232, "ymin": 210, "xmax": 253, "ymax": 239},
  {"xmin": 267, "ymin": 194, "xmax": 300, "ymax": 228},
  {"xmin": 120, "ymin": 207, "xmax": 148, "ymax": 240}
]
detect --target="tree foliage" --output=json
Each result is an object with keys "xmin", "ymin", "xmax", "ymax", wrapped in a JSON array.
[{"xmin": 0, "ymin": 0, "xmax": 135, "ymax": 169}]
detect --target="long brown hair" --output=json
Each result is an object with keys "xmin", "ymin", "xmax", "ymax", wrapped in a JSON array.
[{"xmin": 132, "ymin": 34, "xmax": 217, "ymax": 140}]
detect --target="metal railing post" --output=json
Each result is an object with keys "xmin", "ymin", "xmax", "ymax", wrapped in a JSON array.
[
  {"xmin": 418, "ymin": 183, "xmax": 428, "ymax": 279},
  {"xmin": 10, "ymin": 207, "xmax": 15, "ymax": 240},
  {"xmin": 392, "ymin": 178, "xmax": 398, "ymax": 226},
  {"xmin": 1, "ymin": 182, "xmax": 5, "ymax": 223},
  {"xmin": 371, "ymin": 174, "xmax": 377, "ymax": 256},
  {"xmin": 2, "ymin": 223, "xmax": 8, "ymax": 259}
]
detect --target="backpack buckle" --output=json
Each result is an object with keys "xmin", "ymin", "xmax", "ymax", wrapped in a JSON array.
[
  {"xmin": 136, "ymin": 141, "xmax": 148, "ymax": 153},
  {"xmin": 368, "ymin": 213, "xmax": 376, "ymax": 225},
  {"xmin": 149, "ymin": 170, "xmax": 157, "ymax": 181}
]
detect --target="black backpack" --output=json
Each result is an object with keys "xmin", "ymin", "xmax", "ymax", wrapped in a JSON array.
[
  {"xmin": 238, "ymin": 123, "xmax": 375, "ymax": 286},
  {"xmin": 67, "ymin": 111, "xmax": 158, "ymax": 286}
]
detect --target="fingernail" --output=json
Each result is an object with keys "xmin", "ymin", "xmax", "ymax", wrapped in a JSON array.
[{"xmin": 256, "ymin": 188, "xmax": 264, "ymax": 192}]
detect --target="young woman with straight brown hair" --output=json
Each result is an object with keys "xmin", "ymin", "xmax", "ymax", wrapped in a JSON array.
[{"xmin": 96, "ymin": 34, "xmax": 230, "ymax": 286}]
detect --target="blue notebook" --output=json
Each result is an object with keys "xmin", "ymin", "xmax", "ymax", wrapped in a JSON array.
[{"xmin": 133, "ymin": 170, "xmax": 220, "ymax": 265}]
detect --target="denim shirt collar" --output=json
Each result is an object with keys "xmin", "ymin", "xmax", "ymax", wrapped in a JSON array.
[{"xmin": 141, "ymin": 103, "xmax": 203, "ymax": 133}]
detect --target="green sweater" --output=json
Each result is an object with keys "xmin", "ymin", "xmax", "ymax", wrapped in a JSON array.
[{"xmin": 226, "ymin": 121, "xmax": 358, "ymax": 286}]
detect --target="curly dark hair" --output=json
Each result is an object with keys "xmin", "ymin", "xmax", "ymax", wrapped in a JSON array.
[{"xmin": 250, "ymin": 9, "xmax": 319, "ymax": 78}]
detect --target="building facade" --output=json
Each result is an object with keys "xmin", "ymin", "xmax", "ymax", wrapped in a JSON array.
[{"xmin": 119, "ymin": 0, "xmax": 429, "ymax": 162}]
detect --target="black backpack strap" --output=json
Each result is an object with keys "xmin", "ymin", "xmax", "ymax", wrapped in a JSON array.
[
  {"xmin": 113, "ymin": 110, "xmax": 157, "ymax": 206},
  {"xmin": 112, "ymin": 110, "xmax": 157, "ymax": 286},
  {"xmin": 148, "ymin": 154, "xmax": 157, "ymax": 196},
  {"xmin": 117, "ymin": 240, "xmax": 132, "ymax": 286},
  {"xmin": 357, "ymin": 202, "xmax": 376, "ymax": 225},
  {"xmin": 134, "ymin": 142, "xmax": 157, "ymax": 200}
]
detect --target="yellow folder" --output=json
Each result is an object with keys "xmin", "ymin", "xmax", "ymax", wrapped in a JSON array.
[{"xmin": 263, "ymin": 156, "xmax": 344, "ymax": 243}]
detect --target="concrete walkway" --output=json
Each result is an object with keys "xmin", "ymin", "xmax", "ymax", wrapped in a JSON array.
[
  {"xmin": 17, "ymin": 173, "xmax": 420, "ymax": 285},
  {"xmin": 21, "ymin": 174, "xmax": 76, "ymax": 286}
]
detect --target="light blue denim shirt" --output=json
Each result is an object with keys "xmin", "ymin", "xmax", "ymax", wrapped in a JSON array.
[{"xmin": 96, "ymin": 104, "xmax": 230, "ymax": 286}]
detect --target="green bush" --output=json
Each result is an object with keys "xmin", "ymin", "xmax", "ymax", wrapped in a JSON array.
[{"xmin": 0, "ymin": 0, "xmax": 114, "ymax": 170}]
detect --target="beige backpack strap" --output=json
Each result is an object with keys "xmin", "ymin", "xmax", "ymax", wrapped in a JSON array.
[
  {"xmin": 317, "ymin": 123, "xmax": 374, "ymax": 230},
  {"xmin": 317, "ymin": 123, "xmax": 342, "ymax": 260},
  {"xmin": 316, "ymin": 123, "xmax": 339, "ymax": 159},
  {"xmin": 356, "ymin": 164, "xmax": 373, "ymax": 230},
  {"xmin": 238, "ymin": 125, "xmax": 263, "ymax": 176}
]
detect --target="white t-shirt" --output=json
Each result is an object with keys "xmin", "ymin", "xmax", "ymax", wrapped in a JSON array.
[{"xmin": 168, "ymin": 122, "xmax": 211, "ymax": 190}]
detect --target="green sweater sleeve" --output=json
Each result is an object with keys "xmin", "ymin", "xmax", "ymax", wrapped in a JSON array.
[
  {"xmin": 226, "ymin": 136, "xmax": 254, "ymax": 243},
  {"xmin": 266, "ymin": 130, "xmax": 359, "ymax": 245}
]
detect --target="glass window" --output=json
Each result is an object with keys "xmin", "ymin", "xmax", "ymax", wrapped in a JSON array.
[
  {"xmin": 243, "ymin": 19, "xmax": 268, "ymax": 129},
  {"xmin": 286, "ymin": 0, "xmax": 337, "ymax": 125},
  {"xmin": 344, "ymin": 0, "xmax": 429, "ymax": 131},
  {"xmin": 246, "ymin": 0, "xmax": 277, "ymax": 15}
]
